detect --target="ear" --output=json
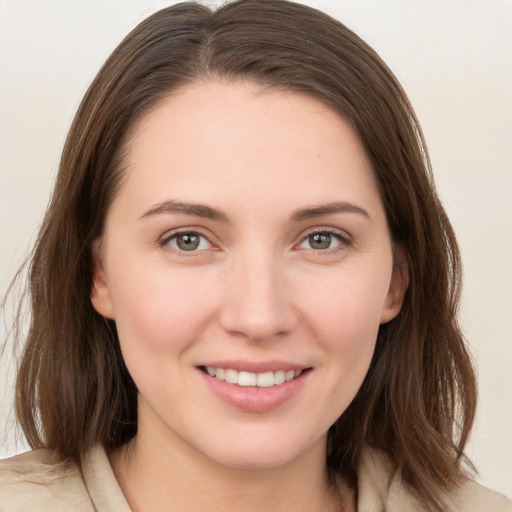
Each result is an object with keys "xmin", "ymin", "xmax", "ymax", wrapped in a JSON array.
[
  {"xmin": 380, "ymin": 247, "xmax": 409, "ymax": 324},
  {"xmin": 91, "ymin": 239, "xmax": 115, "ymax": 319}
]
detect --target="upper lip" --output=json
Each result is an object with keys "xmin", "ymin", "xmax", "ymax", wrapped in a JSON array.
[{"xmin": 198, "ymin": 360, "xmax": 310, "ymax": 373}]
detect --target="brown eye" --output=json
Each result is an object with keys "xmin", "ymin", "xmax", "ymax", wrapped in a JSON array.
[
  {"xmin": 177, "ymin": 234, "xmax": 200, "ymax": 251},
  {"xmin": 298, "ymin": 231, "xmax": 344, "ymax": 251},
  {"xmin": 167, "ymin": 232, "xmax": 211, "ymax": 252},
  {"xmin": 309, "ymin": 233, "xmax": 332, "ymax": 250}
]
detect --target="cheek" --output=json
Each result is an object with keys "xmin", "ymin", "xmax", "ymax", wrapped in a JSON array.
[
  {"xmin": 301, "ymin": 265, "xmax": 391, "ymax": 342},
  {"xmin": 312, "ymin": 296, "xmax": 380, "ymax": 424},
  {"xmin": 109, "ymin": 268, "xmax": 221, "ymax": 410},
  {"xmin": 321, "ymin": 295, "xmax": 379, "ymax": 385},
  {"xmin": 109, "ymin": 266, "xmax": 218, "ymax": 356},
  {"xmin": 297, "ymin": 266, "xmax": 390, "ymax": 397}
]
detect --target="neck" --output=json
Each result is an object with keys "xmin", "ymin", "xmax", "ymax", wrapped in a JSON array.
[{"xmin": 109, "ymin": 427, "xmax": 350, "ymax": 512}]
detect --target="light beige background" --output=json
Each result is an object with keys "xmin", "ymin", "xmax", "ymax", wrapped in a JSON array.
[{"xmin": 1, "ymin": 0, "xmax": 511, "ymax": 499}]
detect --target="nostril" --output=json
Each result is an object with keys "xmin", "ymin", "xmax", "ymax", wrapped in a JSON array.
[{"xmin": 219, "ymin": 305, "xmax": 298, "ymax": 341}]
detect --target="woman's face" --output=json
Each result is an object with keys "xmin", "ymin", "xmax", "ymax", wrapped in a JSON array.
[{"xmin": 92, "ymin": 81, "xmax": 406, "ymax": 469}]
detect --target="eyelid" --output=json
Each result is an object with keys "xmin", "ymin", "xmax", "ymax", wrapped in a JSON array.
[
  {"xmin": 295, "ymin": 226, "xmax": 351, "ymax": 251},
  {"xmin": 158, "ymin": 225, "xmax": 351, "ymax": 254},
  {"xmin": 300, "ymin": 226, "xmax": 351, "ymax": 240},
  {"xmin": 160, "ymin": 228, "xmax": 216, "ymax": 253}
]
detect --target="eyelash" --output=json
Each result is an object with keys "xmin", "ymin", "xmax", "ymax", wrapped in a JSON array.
[
  {"xmin": 297, "ymin": 228, "xmax": 350, "ymax": 254},
  {"xmin": 160, "ymin": 229, "xmax": 213, "ymax": 255},
  {"xmin": 159, "ymin": 227, "xmax": 350, "ymax": 255}
]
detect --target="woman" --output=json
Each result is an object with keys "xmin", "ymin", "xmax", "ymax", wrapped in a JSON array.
[{"xmin": 1, "ymin": 1, "xmax": 510, "ymax": 511}]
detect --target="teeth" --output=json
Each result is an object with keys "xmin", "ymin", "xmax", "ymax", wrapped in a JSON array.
[
  {"xmin": 238, "ymin": 371, "xmax": 257, "ymax": 386},
  {"xmin": 257, "ymin": 371, "xmax": 274, "ymax": 388},
  {"xmin": 274, "ymin": 370, "xmax": 285, "ymax": 385},
  {"xmin": 205, "ymin": 367, "xmax": 304, "ymax": 387},
  {"xmin": 225, "ymin": 369, "xmax": 238, "ymax": 384}
]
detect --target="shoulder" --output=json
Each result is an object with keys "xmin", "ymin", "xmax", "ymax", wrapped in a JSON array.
[
  {"xmin": 0, "ymin": 448, "xmax": 93, "ymax": 512},
  {"xmin": 452, "ymin": 478, "xmax": 512, "ymax": 512},
  {"xmin": 357, "ymin": 447, "xmax": 512, "ymax": 512}
]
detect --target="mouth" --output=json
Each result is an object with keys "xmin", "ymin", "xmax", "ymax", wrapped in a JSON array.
[
  {"xmin": 198, "ymin": 366, "xmax": 311, "ymax": 388},
  {"xmin": 197, "ymin": 364, "xmax": 312, "ymax": 412}
]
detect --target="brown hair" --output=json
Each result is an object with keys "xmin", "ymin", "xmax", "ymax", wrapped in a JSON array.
[{"xmin": 8, "ymin": 1, "xmax": 476, "ymax": 510}]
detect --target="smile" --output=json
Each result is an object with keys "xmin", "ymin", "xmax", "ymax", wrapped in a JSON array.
[{"xmin": 201, "ymin": 367, "xmax": 305, "ymax": 387}]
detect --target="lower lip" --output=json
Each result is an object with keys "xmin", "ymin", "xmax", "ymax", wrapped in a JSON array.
[{"xmin": 198, "ymin": 369, "xmax": 310, "ymax": 413}]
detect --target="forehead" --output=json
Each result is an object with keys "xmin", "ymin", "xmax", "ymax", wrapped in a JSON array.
[{"xmin": 115, "ymin": 80, "xmax": 383, "ymax": 221}]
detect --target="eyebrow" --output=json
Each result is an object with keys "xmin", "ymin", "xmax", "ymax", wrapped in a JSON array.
[
  {"xmin": 289, "ymin": 201, "xmax": 370, "ymax": 223},
  {"xmin": 140, "ymin": 199, "xmax": 370, "ymax": 223},
  {"xmin": 140, "ymin": 200, "xmax": 229, "ymax": 222}
]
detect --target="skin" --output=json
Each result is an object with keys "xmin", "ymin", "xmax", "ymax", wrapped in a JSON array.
[{"xmin": 92, "ymin": 81, "xmax": 408, "ymax": 512}]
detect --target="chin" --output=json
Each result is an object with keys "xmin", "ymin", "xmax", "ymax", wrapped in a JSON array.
[
  {"xmin": 210, "ymin": 448, "xmax": 299, "ymax": 471},
  {"xmin": 199, "ymin": 430, "xmax": 326, "ymax": 471}
]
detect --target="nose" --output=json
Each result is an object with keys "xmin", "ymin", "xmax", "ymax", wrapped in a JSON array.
[{"xmin": 219, "ymin": 249, "xmax": 298, "ymax": 341}]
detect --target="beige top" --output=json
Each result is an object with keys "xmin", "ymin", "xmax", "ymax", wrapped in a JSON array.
[{"xmin": 0, "ymin": 444, "xmax": 510, "ymax": 512}]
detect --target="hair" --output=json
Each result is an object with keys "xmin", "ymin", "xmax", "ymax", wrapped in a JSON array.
[{"xmin": 7, "ymin": 1, "xmax": 476, "ymax": 510}]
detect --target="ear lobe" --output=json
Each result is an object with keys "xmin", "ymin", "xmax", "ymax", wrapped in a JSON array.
[
  {"xmin": 380, "ymin": 252, "xmax": 409, "ymax": 324},
  {"xmin": 91, "ymin": 239, "xmax": 115, "ymax": 319}
]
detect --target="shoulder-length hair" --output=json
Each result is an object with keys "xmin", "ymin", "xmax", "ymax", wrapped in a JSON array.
[{"xmin": 11, "ymin": 1, "xmax": 476, "ymax": 510}]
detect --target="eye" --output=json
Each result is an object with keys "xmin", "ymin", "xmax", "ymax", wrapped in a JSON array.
[
  {"xmin": 165, "ymin": 231, "xmax": 212, "ymax": 252},
  {"xmin": 298, "ymin": 230, "xmax": 346, "ymax": 251}
]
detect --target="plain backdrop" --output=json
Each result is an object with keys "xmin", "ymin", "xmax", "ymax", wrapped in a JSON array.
[{"xmin": 1, "ymin": 0, "xmax": 511, "ymax": 499}]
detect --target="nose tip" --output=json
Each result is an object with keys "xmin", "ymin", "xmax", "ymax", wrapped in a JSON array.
[
  {"xmin": 219, "ymin": 257, "xmax": 297, "ymax": 341},
  {"xmin": 220, "ymin": 299, "xmax": 296, "ymax": 341}
]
